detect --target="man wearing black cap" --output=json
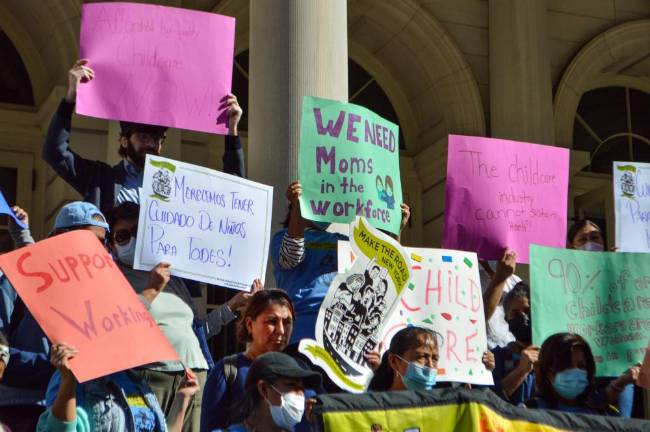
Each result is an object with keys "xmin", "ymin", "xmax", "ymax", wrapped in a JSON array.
[
  {"xmin": 43, "ymin": 59, "xmax": 245, "ymax": 216},
  {"xmin": 223, "ymin": 352, "xmax": 322, "ymax": 432}
]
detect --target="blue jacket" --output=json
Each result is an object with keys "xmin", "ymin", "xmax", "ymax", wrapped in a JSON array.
[{"xmin": 42, "ymin": 99, "xmax": 246, "ymax": 217}]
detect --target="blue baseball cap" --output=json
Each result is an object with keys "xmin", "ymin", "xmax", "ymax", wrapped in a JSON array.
[{"xmin": 54, "ymin": 201, "xmax": 110, "ymax": 231}]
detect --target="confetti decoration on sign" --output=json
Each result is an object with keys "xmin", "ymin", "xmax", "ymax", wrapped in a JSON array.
[
  {"xmin": 442, "ymin": 256, "xmax": 452, "ymax": 263},
  {"xmin": 463, "ymin": 257, "xmax": 473, "ymax": 268}
]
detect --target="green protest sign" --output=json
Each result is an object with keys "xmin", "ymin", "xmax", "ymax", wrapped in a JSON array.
[
  {"xmin": 530, "ymin": 245, "xmax": 650, "ymax": 376},
  {"xmin": 298, "ymin": 96, "xmax": 402, "ymax": 235}
]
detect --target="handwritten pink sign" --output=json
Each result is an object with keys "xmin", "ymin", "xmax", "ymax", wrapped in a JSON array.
[
  {"xmin": 443, "ymin": 135, "xmax": 569, "ymax": 263},
  {"xmin": 78, "ymin": 2, "xmax": 235, "ymax": 134}
]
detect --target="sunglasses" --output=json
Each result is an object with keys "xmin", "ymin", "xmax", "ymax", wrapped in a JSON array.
[{"xmin": 113, "ymin": 225, "xmax": 138, "ymax": 245}]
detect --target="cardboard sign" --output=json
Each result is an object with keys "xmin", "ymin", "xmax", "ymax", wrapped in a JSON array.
[
  {"xmin": 134, "ymin": 155, "xmax": 273, "ymax": 290},
  {"xmin": 298, "ymin": 96, "xmax": 403, "ymax": 235},
  {"xmin": 338, "ymin": 242, "xmax": 493, "ymax": 385},
  {"xmin": 78, "ymin": 2, "xmax": 235, "ymax": 134},
  {"xmin": 0, "ymin": 231, "xmax": 178, "ymax": 382},
  {"xmin": 443, "ymin": 135, "xmax": 569, "ymax": 263},
  {"xmin": 531, "ymin": 245, "xmax": 650, "ymax": 376},
  {"xmin": 614, "ymin": 162, "xmax": 650, "ymax": 252},
  {"xmin": 0, "ymin": 190, "xmax": 26, "ymax": 229},
  {"xmin": 300, "ymin": 217, "xmax": 411, "ymax": 392}
]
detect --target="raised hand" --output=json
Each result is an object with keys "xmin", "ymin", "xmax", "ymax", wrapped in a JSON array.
[
  {"xmin": 225, "ymin": 93, "xmax": 243, "ymax": 135},
  {"xmin": 10, "ymin": 205, "xmax": 29, "ymax": 228},
  {"xmin": 286, "ymin": 181, "xmax": 302, "ymax": 204},
  {"xmin": 65, "ymin": 59, "xmax": 95, "ymax": 103},
  {"xmin": 148, "ymin": 262, "xmax": 172, "ymax": 293}
]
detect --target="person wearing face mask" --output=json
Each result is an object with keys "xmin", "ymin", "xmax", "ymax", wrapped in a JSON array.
[
  {"xmin": 567, "ymin": 219, "xmax": 605, "ymax": 252},
  {"xmin": 107, "ymin": 202, "xmax": 259, "ymax": 432},
  {"xmin": 566, "ymin": 219, "xmax": 640, "ymax": 418},
  {"xmin": 491, "ymin": 283, "xmax": 539, "ymax": 406},
  {"xmin": 525, "ymin": 332, "xmax": 639, "ymax": 416},
  {"xmin": 42, "ymin": 60, "xmax": 245, "ymax": 217},
  {"xmin": 367, "ymin": 327, "xmax": 439, "ymax": 392},
  {"xmin": 216, "ymin": 352, "xmax": 322, "ymax": 432}
]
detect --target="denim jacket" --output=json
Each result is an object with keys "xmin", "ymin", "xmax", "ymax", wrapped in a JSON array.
[{"xmin": 38, "ymin": 370, "xmax": 167, "ymax": 432}]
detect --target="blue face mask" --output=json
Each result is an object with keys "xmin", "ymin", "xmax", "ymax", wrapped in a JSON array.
[
  {"xmin": 397, "ymin": 355, "xmax": 437, "ymax": 391},
  {"xmin": 553, "ymin": 368, "xmax": 588, "ymax": 400}
]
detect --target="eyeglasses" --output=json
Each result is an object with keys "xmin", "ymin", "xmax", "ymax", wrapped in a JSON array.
[{"xmin": 113, "ymin": 225, "xmax": 138, "ymax": 245}]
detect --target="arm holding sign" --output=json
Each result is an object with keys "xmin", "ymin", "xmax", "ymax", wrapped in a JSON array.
[
  {"xmin": 604, "ymin": 365, "xmax": 641, "ymax": 406},
  {"xmin": 483, "ymin": 249, "xmax": 517, "ymax": 320},
  {"xmin": 222, "ymin": 94, "xmax": 246, "ymax": 178},
  {"xmin": 279, "ymin": 182, "xmax": 306, "ymax": 270},
  {"xmin": 42, "ymin": 60, "xmax": 109, "ymax": 199},
  {"xmin": 139, "ymin": 263, "xmax": 172, "ymax": 306},
  {"xmin": 8, "ymin": 206, "xmax": 34, "ymax": 247},
  {"xmin": 203, "ymin": 279, "xmax": 263, "ymax": 339},
  {"xmin": 48, "ymin": 344, "xmax": 79, "ymax": 423},
  {"xmin": 499, "ymin": 345, "xmax": 539, "ymax": 399}
]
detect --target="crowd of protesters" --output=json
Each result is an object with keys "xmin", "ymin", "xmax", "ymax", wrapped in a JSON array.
[{"xmin": 0, "ymin": 58, "xmax": 645, "ymax": 432}]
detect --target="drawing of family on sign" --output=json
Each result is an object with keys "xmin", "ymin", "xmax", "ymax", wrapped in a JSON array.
[{"xmin": 325, "ymin": 258, "xmax": 389, "ymax": 366}]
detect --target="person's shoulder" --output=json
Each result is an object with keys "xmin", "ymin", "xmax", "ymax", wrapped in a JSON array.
[{"xmin": 271, "ymin": 229, "xmax": 289, "ymax": 246}]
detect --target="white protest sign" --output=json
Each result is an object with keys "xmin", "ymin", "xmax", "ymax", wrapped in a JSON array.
[
  {"xmin": 338, "ymin": 242, "xmax": 493, "ymax": 385},
  {"xmin": 134, "ymin": 155, "xmax": 273, "ymax": 290},
  {"xmin": 614, "ymin": 162, "xmax": 650, "ymax": 252},
  {"xmin": 300, "ymin": 217, "xmax": 412, "ymax": 393}
]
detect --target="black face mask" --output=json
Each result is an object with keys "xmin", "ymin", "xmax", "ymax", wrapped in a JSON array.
[{"xmin": 507, "ymin": 312, "xmax": 532, "ymax": 345}]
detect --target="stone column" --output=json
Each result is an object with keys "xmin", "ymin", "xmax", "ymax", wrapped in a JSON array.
[
  {"xmin": 489, "ymin": 0, "xmax": 554, "ymax": 145},
  {"xmin": 248, "ymin": 0, "xmax": 348, "ymax": 228}
]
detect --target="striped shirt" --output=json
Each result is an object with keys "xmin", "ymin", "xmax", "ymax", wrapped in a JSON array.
[{"xmin": 279, "ymin": 232, "xmax": 305, "ymax": 269}]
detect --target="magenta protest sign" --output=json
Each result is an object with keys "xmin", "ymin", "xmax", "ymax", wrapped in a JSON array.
[
  {"xmin": 443, "ymin": 135, "xmax": 569, "ymax": 263},
  {"xmin": 78, "ymin": 2, "xmax": 235, "ymax": 134}
]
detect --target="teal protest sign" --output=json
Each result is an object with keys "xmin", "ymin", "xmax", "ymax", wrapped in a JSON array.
[
  {"xmin": 298, "ymin": 96, "xmax": 402, "ymax": 235},
  {"xmin": 531, "ymin": 245, "xmax": 650, "ymax": 376}
]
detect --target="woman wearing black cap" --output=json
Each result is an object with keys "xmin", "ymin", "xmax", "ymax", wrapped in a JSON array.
[{"xmin": 215, "ymin": 352, "xmax": 322, "ymax": 432}]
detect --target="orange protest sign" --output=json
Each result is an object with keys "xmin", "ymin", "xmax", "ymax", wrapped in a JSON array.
[{"xmin": 0, "ymin": 230, "xmax": 178, "ymax": 382}]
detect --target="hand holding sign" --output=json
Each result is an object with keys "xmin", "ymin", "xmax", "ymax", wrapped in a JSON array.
[
  {"xmin": 50, "ymin": 343, "xmax": 79, "ymax": 381},
  {"xmin": 65, "ymin": 59, "xmax": 95, "ymax": 103},
  {"xmin": 0, "ymin": 191, "xmax": 27, "ymax": 230}
]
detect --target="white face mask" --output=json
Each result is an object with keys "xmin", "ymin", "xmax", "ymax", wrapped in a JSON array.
[
  {"xmin": 577, "ymin": 241, "xmax": 603, "ymax": 252},
  {"xmin": 116, "ymin": 237, "xmax": 136, "ymax": 266},
  {"xmin": 266, "ymin": 385, "xmax": 305, "ymax": 430}
]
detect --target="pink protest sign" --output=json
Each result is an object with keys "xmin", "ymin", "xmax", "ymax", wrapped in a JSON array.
[
  {"xmin": 443, "ymin": 135, "xmax": 569, "ymax": 263},
  {"xmin": 77, "ymin": 2, "xmax": 235, "ymax": 134}
]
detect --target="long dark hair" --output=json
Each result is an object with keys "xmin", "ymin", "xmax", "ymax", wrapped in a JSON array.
[
  {"xmin": 236, "ymin": 289, "xmax": 295, "ymax": 344},
  {"xmin": 367, "ymin": 326, "xmax": 438, "ymax": 391},
  {"xmin": 535, "ymin": 332, "xmax": 596, "ymax": 408}
]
